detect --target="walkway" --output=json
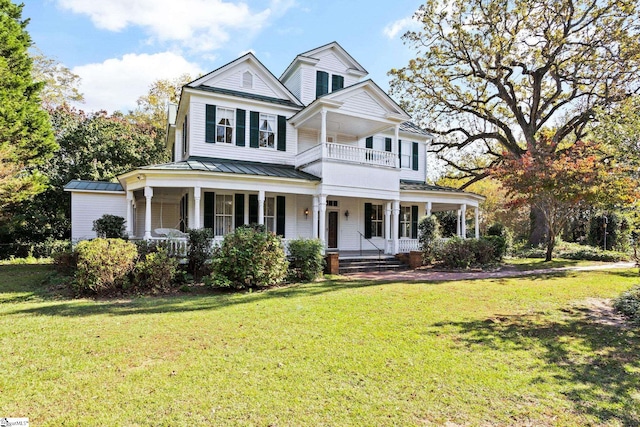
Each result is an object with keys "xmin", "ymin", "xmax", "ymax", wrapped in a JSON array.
[{"xmin": 344, "ymin": 262, "xmax": 637, "ymax": 282}]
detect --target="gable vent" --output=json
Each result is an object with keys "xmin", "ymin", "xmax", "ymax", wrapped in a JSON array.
[{"xmin": 242, "ymin": 71, "xmax": 253, "ymax": 88}]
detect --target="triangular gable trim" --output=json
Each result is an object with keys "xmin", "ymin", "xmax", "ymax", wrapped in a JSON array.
[
  {"xmin": 280, "ymin": 41, "xmax": 368, "ymax": 81},
  {"xmin": 322, "ymin": 79, "xmax": 411, "ymax": 120}
]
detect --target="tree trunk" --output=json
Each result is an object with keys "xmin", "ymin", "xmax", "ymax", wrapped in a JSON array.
[
  {"xmin": 529, "ymin": 206, "xmax": 547, "ymax": 246},
  {"xmin": 545, "ymin": 231, "xmax": 556, "ymax": 262}
]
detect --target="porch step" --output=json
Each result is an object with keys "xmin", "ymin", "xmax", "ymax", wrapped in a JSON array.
[{"xmin": 338, "ymin": 256, "xmax": 409, "ymax": 274}]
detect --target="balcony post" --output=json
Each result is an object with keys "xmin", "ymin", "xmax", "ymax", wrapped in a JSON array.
[
  {"xmin": 461, "ymin": 204, "xmax": 467, "ymax": 238},
  {"xmin": 193, "ymin": 186, "xmax": 201, "ymax": 229},
  {"xmin": 312, "ymin": 196, "xmax": 319, "ymax": 239},
  {"xmin": 475, "ymin": 206, "xmax": 480, "ymax": 238},
  {"xmin": 385, "ymin": 201, "xmax": 391, "ymax": 254},
  {"xmin": 126, "ymin": 190, "xmax": 134, "ymax": 237},
  {"xmin": 320, "ymin": 109, "xmax": 327, "ymax": 158},
  {"xmin": 258, "ymin": 190, "xmax": 265, "ymax": 225},
  {"xmin": 394, "ymin": 124, "xmax": 400, "ymax": 169},
  {"xmin": 318, "ymin": 194, "xmax": 327, "ymax": 249}
]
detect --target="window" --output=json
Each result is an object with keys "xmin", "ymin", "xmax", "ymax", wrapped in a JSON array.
[
  {"xmin": 182, "ymin": 115, "xmax": 188, "ymax": 155},
  {"xmin": 242, "ymin": 71, "xmax": 253, "ymax": 88},
  {"xmin": 264, "ymin": 197, "xmax": 275, "ymax": 232},
  {"xmin": 332, "ymin": 74, "xmax": 344, "ymax": 91},
  {"xmin": 400, "ymin": 206, "xmax": 411, "ymax": 238},
  {"xmin": 216, "ymin": 108, "xmax": 234, "ymax": 144},
  {"xmin": 371, "ymin": 204, "xmax": 383, "ymax": 237},
  {"xmin": 316, "ymin": 70, "xmax": 329, "ymax": 97},
  {"xmin": 259, "ymin": 113, "xmax": 276, "ymax": 149},
  {"xmin": 215, "ymin": 194, "xmax": 233, "ymax": 236},
  {"xmin": 400, "ymin": 140, "xmax": 412, "ymax": 168},
  {"xmin": 327, "ymin": 200, "xmax": 338, "ymax": 207}
]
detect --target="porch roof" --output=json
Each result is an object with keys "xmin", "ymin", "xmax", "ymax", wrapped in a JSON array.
[
  {"xmin": 64, "ymin": 179, "xmax": 124, "ymax": 192},
  {"xmin": 400, "ymin": 180, "xmax": 469, "ymax": 193},
  {"xmin": 139, "ymin": 157, "xmax": 322, "ymax": 181}
]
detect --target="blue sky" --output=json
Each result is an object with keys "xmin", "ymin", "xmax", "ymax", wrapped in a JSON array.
[{"xmin": 23, "ymin": 0, "xmax": 424, "ymax": 113}]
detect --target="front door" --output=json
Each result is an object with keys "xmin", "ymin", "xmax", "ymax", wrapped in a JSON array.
[{"xmin": 328, "ymin": 211, "xmax": 338, "ymax": 249}]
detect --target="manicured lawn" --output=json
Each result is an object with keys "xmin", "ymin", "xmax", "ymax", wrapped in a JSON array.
[
  {"xmin": 503, "ymin": 257, "xmax": 607, "ymax": 271},
  {"xmin": 1, "ymin": 264, "xmax": 639, "ymax": 426}
]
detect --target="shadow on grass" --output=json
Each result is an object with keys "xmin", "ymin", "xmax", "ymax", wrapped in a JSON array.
[
  {"xmin": 1, "ymin": 276, "xmax": 388, "ymax": 318},
  {"xmin": 504, "ymin": 258, "xmax": 584, "ymax": 271},
  {"xmin": 432, "ymin": 309, "xmax": 640, "ymax": 426},
  {"xmin": 0, "ymin": 264, "xmax": 64, "ymax": 304}
]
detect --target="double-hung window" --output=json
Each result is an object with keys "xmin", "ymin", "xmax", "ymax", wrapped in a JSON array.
[
  {"xmin": 215, "ymin": 194, "xmax": 233, "ymax": 236},
  {"xmin": 264, "ymin": 197, "xmax": 275, "ymax": 232},
  {"xmin": 259, "ymin": 114, "xmax": 276, "ymax": 149},
  {"xmin": 400, "ymin": 206, "xmax": 412, "ymax": 238},
  {"xmin": 400, "ymin": 140, "xmax": 412, "ymax": 169},
  {"xmin": 371, "ymin": 204, "xmax": 383, "ymax": 237},
  {"xmin": 216, "ymin": 107, "xmax": 234, "ymax": 144}
]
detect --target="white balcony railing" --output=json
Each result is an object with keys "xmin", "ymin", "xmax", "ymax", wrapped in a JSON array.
[{"xmin": 296, "ymin": 143, "xmax": 397, "ymax": 168}]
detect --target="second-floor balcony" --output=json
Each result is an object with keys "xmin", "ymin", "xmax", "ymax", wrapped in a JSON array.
[{"xmin": 296, "ymin": 143, "xmax": 397, "ymax": 169}]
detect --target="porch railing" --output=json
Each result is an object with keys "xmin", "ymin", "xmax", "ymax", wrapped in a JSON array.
[
  {"xmin": 296, "ymin": 143, "xmax": 396, "ymax": 168},
  {"xmin": 398, "ymin": 239, "xmax": 420, "ymax": 253}
]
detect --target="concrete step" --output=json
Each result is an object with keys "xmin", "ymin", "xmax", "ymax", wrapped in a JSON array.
[{"xmin": 339, "ymin": 257, "xmax": 409, "ymax": 274}]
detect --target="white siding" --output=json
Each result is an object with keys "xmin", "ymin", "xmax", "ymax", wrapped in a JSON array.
[
  {"xmin": 294, "ymin": 195, "xmax": 313, "ymax": 239},
  {"xmin": 283, "ymin": 68, "xmax": 302, "ymax": 101},
  {"xmin": 315, "ymin": 51, "xmax": 349, "ymax": 75},
  {"xmin": 338, "ymin": 92, "xmax": 387, "ymax": 118},
  {"xmin": 300, "ymin": 65, "xmax": 316, "ymax": 106},
  {"xmin": 71, "ymin": 192, "xmax": 127, "ymax": 241},
  {"xmin": 188, "ymin": 95, "xmax": 299, "ymax": 164},
  {"xmin": 400, "ymin": 141, "xmax": 427, "ymax": 182},
  {"xmin": 298, "ymin": 128, "xmax": 318, "ymax": 152},
  {"xmin": 200, "ymin": 66, "xmax": 285, "ymax": 100}
]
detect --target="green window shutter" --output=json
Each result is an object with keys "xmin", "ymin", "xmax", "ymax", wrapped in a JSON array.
[
  {"xmin": 249, "ymin": 111, "xmax": 259, "ymax": 148},
  {"xmin": 412, "ymin": 142, "xmax": 419, "ymax": 171},
  {"xmin": 385, "ymin": 137, "xmax": 392, "ymax": 152},
  {"xmin": 236, "ymin": 109, "xmax": 245, "ymax": 146},
  {"xmin": 276, "ymin": 196, "xmax": 286, "ymax": 237},
  {"xmin": 398, "ymin": 207, "xmax": 402, "ymax": 239},
  {"xmin": 204, "ymin": 192, "xmax": 215, "ymax": 229},
  {"xmin": 364, "ymin": 203, "xmax": 372, "ymax": 239},
  {"xmin": 234, "ymin": 194, "xmax": 245, "ymax": 229},
  {"xmin": 365, "ymin": 136, "xmax": 373, "ymax": 149},
  {"xmin": 398, "ymin": 139, "xmax": 402, "ymax": 164},
  {"xmin": 205, "ymin": 105, "xmax": 216, "ymax": 143},
  {"xmin": 277, "ymin": 115, "xmax": 286, "ymax": 151},
  {"xmin": 316, "ymin": 71, "xmax": 329, "ymax": 97},
  {"xmin": 249, "ymin": 194, "xmax": 258, "ymax": 224},
  {"xmin": 332, "ymin": 74, "xmax": 344, "ymax": 91},
  {"xmin": 411, "ymin": 205, "xmax": 419, "ymax": 239}
]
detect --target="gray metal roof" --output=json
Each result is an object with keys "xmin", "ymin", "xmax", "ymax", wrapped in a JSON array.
[
  {"xmin": 64, "ymin": 180, "xmax": 124, "ymax": 192},
  {"xmin": 141, "ymin": 157, "xmax": 321, "ymax": 181},
  {"xmin": 192, "ymin": 85, "xmax": 302, "ymax": 108},
  {"xmin": 400, "ymin": 180, "xmax": 467, "ymax": 193},
  {"xmin": 400, "ymin": 121, "xmax": 431, "ymax": 137}
]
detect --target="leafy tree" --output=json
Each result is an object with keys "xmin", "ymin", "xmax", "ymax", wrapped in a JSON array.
[
  {"xmin": 0, "ymin": 106, "xmax": 169, "ymax": 255},
  {"xmin": 0, "ymin": 0, "xmax": 56, "ymax": 218},
  {"xmin": 30, "ymin": 47, "xmax": 84, "ymax": 108},
  {"xmin": 390, "ymin": 0, "xmax": 640, "ymax": 187},
  {"xmin": 492, "ymin": 137, "xmax": 636, "ymax": 260},
  {"xmin": 127, "ymin": 74, "xmax": 192, "ymax": 139}
]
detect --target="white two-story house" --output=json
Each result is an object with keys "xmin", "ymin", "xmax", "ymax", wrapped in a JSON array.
[{"xmin": 65, "ymin": 42, "xmax": 483, "ymax": 255}]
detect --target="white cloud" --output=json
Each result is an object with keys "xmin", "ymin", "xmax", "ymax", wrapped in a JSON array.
[
  {"xmin": 383, "ymin": 16, "xmax": 419, "ymax": 39},
  {"xmin": 72, "ymin": 52, "xmax": 204, "ymax": 113},
  {"xmin": 57, "ymin": 0, "xmax": 294, "ymax": 52}
]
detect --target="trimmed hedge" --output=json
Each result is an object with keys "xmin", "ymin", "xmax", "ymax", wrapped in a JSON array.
[
  {"xmin": 75, "ymin": 238, "xmax": 138, "ymax": 293},
  {"xmin": 435, "ymin": 236, "xmax": 507, "ymax": 269},
  {"xmin": 287, "ymin": 238, "xmax": 324, "ymax": 282}
]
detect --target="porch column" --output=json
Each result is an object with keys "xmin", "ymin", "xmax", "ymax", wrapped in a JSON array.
[
  {"xmin": 258, "ymin": 190, "xmax": 265, "ymax": 225},
  {"xmin": 426, "ymin": 201, "xmax": 432, "ymax": 217},
  {"xmin": 318, "ymin": 194, "xmax": 327, "ymax": 248},
  {"xmin": 126, "ymin": 190, "xmax": 134, "ymax": 237},
  {"xmin": 312, "ymin": 196, "xmax": 319, "ymax": 239},
  {"xmin": 456, "ymin": 209, "xmax": 461, "ymax": 237},
  {"xmin": 394, "ymin": 124, "xmax": 400, "ymax": 168},
  {"xmin": 474, "ymin": 207, "xmax": 480, "ymax": 238},
  {"xmin": 384, "ymin": 202, "xmax": 391, "ymax": 254},
  {"xmin": 392, "ymin": 200, "xmax": 400, "ymax": 254},
  {"xmin": 193, "ymin": 186, "xmax": 201, "ymax": 229},
  {"xmin": 320, "ymin": 109, "xmax": 327, "ymax": 157},
  {"xmin": 461, "ymin": 204, "xmax": 467, "ymax": 238},
  {"xmin": 144, "ymin": 186, "xmax": 153, "ymax": 240}
]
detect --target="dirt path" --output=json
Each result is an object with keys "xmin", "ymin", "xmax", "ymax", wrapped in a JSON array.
[{"xmin": 345, "ymin": 261, "xmax": 637, "ymax": 282}]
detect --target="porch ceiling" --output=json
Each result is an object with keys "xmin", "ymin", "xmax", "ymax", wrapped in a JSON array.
[{"xmin": 298, "ymin": 110, "xmax": 394, "ymax": 139}]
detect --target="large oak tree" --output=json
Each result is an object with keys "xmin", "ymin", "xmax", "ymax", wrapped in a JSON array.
[{"xmin": 389, "ymin": 0, "xmax": 640, "ymax": 185}]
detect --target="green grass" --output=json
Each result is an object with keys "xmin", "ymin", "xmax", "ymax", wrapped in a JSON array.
[
  {"xmin": 503, "ymin": 257, "xmax": 604, "ymax": 271},
  {"xmin": 1, "ymin": 264, "xmax": 639, "ymax": 426}
]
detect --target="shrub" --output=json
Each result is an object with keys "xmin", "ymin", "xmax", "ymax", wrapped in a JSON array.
[
  {"xmin": 613, "ymin": 285, "xmax": 640, "ymax": 325},
  {"xmin": 287, "ymin": 238, "xmax": 324, "ymax": 282},
  {"xmin": 134, "ymin": 248, "xmax": 178, "ymax": 293},
  {"xmin": 187, "ymin": 228, "xmax": 213, "ymax": 281},
  {"xmin": 75, "ymin": 238, "xmax": 138, "ymax": 293},
  {"xmin": 418, "ymin": 215, "xmax": 440, "ymax": 265},
  {"xmin": 487, "ymin": 223, "xmax": 505, "ymax": 236},
  {"xmin": 52, "ymin": 249, "xmax": 78, "ymax": 275},
  {"xmin": 210, "ymin": 225, "xmax": 288, "ymax": 289},
  {"xmin": 435, "ymin": 236, "xmax": 505, "ymax": 269},
  {"xmin": 588, "ymin": 212, "xmax": 631, "ymax": 252},
  {"xmin": 512, "ymin": 241, "xmax": 628, "ymax": 261},
  {"xmin": 93, "ymin": 214, "xmax": 127, "ymax": 239}
]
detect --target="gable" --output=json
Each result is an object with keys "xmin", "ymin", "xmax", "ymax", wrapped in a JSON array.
[
  {"xmin": 338, "ymin": 91, "xmax": 388, "ymax": 118},
  {"xmin": 189, "ymin": 54, "xmax": 301, "ymax": 107},
  {"xmin": 315, "ymin": 50, "xmax": 352, "ymax": 75},
  {"xmin": 327, "ymin": 80, "xmax": 409, "ymax": 120}
]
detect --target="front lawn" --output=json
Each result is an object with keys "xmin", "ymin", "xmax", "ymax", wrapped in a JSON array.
[{"xmin": 1, "ymin": 264, "xmax": 639, "ymax": 425}]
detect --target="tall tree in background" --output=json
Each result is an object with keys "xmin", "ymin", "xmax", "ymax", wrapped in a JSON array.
[
  {"xmin": 0, "ymin": 0, "xmax": 56, "ymax": 217},
  {"xmin": 389, "ymin": 0, "xmax": 640, "ymax": 241},
  {"xmin": 30, "ymin": 47, "xmax": 84, "ymax": 108}
]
